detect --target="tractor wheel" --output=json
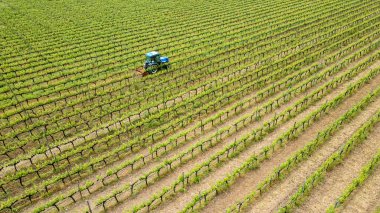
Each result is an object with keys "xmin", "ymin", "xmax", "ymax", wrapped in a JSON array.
[{"xmin": 150, "ymin": 65, "xmax": 158, "ymax": 74}]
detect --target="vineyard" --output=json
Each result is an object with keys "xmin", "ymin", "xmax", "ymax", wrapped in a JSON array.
[{"xmin": 1, "ymin": 0, "xmax": 380, "ymax": 212}]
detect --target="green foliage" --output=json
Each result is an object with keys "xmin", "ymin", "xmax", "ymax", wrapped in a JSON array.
[{"xmin": 1, "ymin": 0, "xmax": 380, "ymax": 212}]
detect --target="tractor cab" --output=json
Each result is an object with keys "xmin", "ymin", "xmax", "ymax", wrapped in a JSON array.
[
  {"xmin": 143, "ymin": 51, "xmax": 169, "ymax": 74},
  {"xmin": 145, "ymin": 51, "xmax": 161, "ymax": 64}
]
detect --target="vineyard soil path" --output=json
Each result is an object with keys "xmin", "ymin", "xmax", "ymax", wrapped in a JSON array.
[
  {"xmin": 202, "ymin": 41, "xmax": 380, "ymax": 213},
  {"xmin": 340, "ymin": 165, "xmax": 380, "ymax": 213},
  {"xmin": 143, "ymin": 58, "xmax": 380, "ymax": 212},
  {"xmin": 294, "ymin": 124, "xmax": 380, "ymax": 213},
  {"xmin": 237, "ymin": 95, "xmax": 380, "ymax": 213}
]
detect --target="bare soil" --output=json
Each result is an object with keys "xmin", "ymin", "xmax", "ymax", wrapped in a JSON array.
[
  {"xmin": 149, "ymin": 54, "xmax": 380, "ymax": 212},
  {"xmin": 341, "ymin": 165, "xmax": 380, "ymax": 213},
  {"xmin": 294, "ymin": 124, "xmax": 380, "ymax": 213},
  {"xmin": 243, "ymin": 95, "xmax": 380, "ymax": 213},
  {"xmin": 201, "ymin": 41, "xmax": 380, "ymax": 213}
]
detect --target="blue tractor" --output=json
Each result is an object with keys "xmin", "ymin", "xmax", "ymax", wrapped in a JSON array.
[{"xmin": 143, "ymin": 51, "xmax": 170, "ymax": 74}]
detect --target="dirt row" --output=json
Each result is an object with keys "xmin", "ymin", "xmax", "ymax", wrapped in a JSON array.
[
  {"xmin": 150, "ymin": 59, "xmax": 380, "ymax": 213},
  {"xmin": 341, "ymin": 163, "xmax": 380, "ymax": 213},
  {"xmin": 244, "ymin": 92, "xmax": 380, "ymax": 213},
  {"xmin": 295, "ymin": 124, "xmax": 380, "ymax": 213}
]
